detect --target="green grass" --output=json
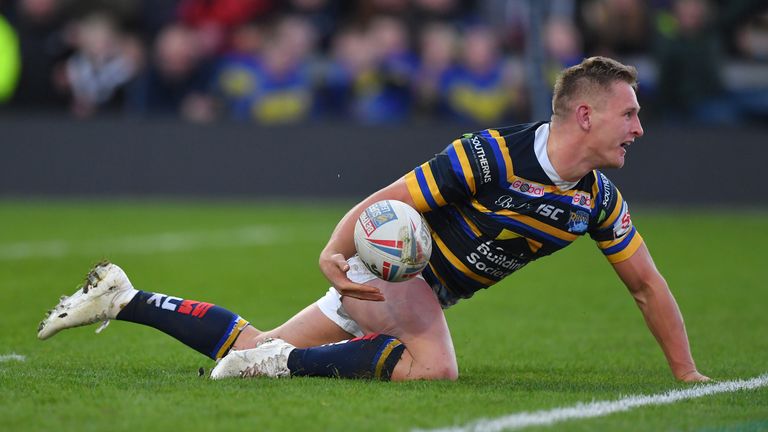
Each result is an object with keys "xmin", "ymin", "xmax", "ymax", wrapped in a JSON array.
[{"xmin": 1, "ymin": 201, "xmax": 766, "ymax": 432}]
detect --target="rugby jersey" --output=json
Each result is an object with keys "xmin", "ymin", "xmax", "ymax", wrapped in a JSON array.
[{"xmin": 404, "ymin": 122, "xmax": 644, "ymax": 304}]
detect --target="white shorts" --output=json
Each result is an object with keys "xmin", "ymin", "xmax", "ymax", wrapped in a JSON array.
[{"xmin": 315, "ymin": 255, "xmax": 425, "ymax": 337}]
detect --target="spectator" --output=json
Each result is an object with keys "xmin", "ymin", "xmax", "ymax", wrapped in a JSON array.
[
  {"xmin": 127, "ymin": 23, "xmax": 215, "ymax": 122},
  {"xmin": 413, "ymin": 21, "xmax": 458, "ymax": 118},
  {"xmin": 479, "ymin": 0, "xmax": 530, "ymax": 54},
  {"xmin": 734, "ymin": 9, "xmax": 768, "ymax": 61},
  {"xmin": 56, "ymin": 12, "xmax": 143, "ymax": 117},
  {"xmin": 321, "ymin": 16, "xmax": 416, "ymax": 123},
  {"xmin": 136, "ymin": 0, "xmax": 183, "ymax": 43},
  {"xmin": 320, "ymin": 25, "xmax": 375, "ymax": 119},
  {"xmin": 543, "ymin": 17, "xmax": 583, "ymax": 87},
  {"xmin": 213, "ymin": 15, "xmax": 317, "ymax": 124},
  {"xmin": 280, "ymin": 0, "xmax": 344, "ymax": 52},
  {"xmin": 7, "ymin": 0, "xmax": 70, "ymax": 110},
  {"xmin": 654, "ymin": 0, "xmax": 768, "ymax": 123},
  {"xmin": 439, "ymin": 24, "xmax": 524, "ymax": 124},
  {"xmin": 579, "ymin": 0, "xmax": 650, "ymax": 56},
  {"xmin": 177, "ymin": 0, "xmax": 275, "ymax": 57}
]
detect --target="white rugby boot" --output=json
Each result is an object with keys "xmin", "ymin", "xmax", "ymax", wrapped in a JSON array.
[
  {"xmin": 37, "ymin": 262, "xmax": 138, "ymax": 340},
  {"xmin": 210, "ymin": 338, "xmax": 295, "ymax": 380}
]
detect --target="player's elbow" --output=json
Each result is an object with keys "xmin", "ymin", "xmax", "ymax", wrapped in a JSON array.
[
  {"xmin": 628, "ymin": 274, "xmax": 670, "ymax": 307},
  {"xmin": 626, "ymin": 267, "xmax": 667, "ymax": 295}
]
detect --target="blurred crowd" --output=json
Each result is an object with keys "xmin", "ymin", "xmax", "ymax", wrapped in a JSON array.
[{"xmin": 0, "ymin": 0, "xmax": 766, "ymax": 125}]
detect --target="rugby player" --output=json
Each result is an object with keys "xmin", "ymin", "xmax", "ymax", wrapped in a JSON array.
[{"xmin": 38, "ymin": 56, "xmax": 709, "ymax": 383}]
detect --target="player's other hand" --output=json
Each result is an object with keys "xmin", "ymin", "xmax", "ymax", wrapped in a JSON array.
[
  {"xmin": 320, "ymin": 252, "xmax": 385, "ymax": 302},
  {"xmin": 677, "ymin": 370, "xmax": 711, "ymax": 383}
]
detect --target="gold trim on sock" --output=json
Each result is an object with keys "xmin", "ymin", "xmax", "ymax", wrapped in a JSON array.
[
  {"xmin": 215, "ymin": 318, "xmax": 249, "ymax": 359},
  {"xmin": 374, "ymin": 339, "xmax": 403, "ymax": 379}
]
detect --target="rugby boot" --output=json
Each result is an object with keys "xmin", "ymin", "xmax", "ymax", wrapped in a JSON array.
[
  {"xmin": 37, "ymin": 262, "xmax": 138, "ymax": 340},
  {"xmin": 210, "ymin": 338, "xmax": 294, "ymax": 380}
]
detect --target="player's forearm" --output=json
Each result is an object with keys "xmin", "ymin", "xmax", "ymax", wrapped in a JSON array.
[
  {"xmin": 632, "ymin": 278, "xmax": 698, "ymax": 378},
  {"xmin": 321, "ymin": 202, "xmax": 368, "ymax": 260},
  {"xmin": 321, "ymin": 177, "xmax": 414, "ymax": 261}
]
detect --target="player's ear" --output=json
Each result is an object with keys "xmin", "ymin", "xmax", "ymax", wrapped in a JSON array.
[{"xmin": 576, "ymin": 104, "xmax": 591, "ymax": 131}]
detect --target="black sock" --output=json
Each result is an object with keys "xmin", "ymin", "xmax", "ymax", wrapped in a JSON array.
[
  {"xmin": 287, "ymin": 333, "xmax": 405, "ymax": 380},
  {"xmin": 116, "ymin": 290, "xmax": 248, "ymax": 359}
]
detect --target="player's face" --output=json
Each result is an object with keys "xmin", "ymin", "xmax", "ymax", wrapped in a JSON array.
[{"xmin": 589, "ymin": 81, "xmax": 644, "ymax": 168}]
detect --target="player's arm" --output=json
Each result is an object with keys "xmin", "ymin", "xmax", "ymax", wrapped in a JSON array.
[
  {"xmin": 319, "ymin": 177, "xmax": 415, "ymax": 302},
  {"xmin": 611, "ymin": 243, "xmax": 710, "ymax": 382}
]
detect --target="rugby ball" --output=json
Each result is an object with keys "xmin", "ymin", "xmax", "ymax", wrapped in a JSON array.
[{"xmin": 353, "ymin": 200, "xmax": 432, "ymax": 282}]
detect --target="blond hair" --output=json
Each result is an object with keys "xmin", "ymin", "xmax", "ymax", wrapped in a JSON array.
[{"xmin": 552, "ymin": 56, "xmax": 638, "ymax": 118}]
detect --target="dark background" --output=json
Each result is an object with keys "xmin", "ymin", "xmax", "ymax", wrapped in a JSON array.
[{"xmin": 1, "ymin": 116, "xmax": 765, "ymax": 205}]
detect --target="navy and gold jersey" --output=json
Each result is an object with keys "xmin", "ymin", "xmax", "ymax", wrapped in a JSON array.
[{"xmin": 404, "ymin": 122, "xmax": 644, "ymax": 305}]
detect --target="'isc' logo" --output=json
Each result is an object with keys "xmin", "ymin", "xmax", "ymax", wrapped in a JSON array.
[{"xmin": 146, "ymin": 293, "xmax": 214, "ymax": 318}]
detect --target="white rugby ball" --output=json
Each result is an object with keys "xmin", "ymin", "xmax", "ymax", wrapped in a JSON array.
[{"xmin": 353, "ymin": 200, "xmax": 432, "ymax": 282}]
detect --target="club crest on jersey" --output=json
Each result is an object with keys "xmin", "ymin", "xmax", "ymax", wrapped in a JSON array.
[
  {"xmin": 567, "ymin": 210, "xmax": 589, "ymax": 233},
  {"xmin": 572, "ymin": 192, "xmax": 592, "ymax": 209},
  {"xmin": 359, "ymin": 201, "xmax": 398, "ymax": 236},
  {"xmin": 508, "ymin": 177, "xmax": 545, "ymax": 197}
]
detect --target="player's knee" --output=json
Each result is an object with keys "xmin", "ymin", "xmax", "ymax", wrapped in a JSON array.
[
  {"xmin": 394, "ymin": 349, "xmax": 459, "ymax": 381},
  {"xmin": 424, "ymin": 361, "xmax": 459, "ymax": 381}
]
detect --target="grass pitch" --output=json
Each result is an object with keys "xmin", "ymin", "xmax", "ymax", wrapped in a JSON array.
[{"xmin": 0, "ymin": 201, "xmax": 766, "ymax": 432}]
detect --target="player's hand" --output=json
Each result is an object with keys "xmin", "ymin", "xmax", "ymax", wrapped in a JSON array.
[
  {"xmin": 677, "ymin": 370, "xmax": 711, "ymax": 383},
  {"xmin": 319, "ymin": 252, "xmax": 385, "ymax": 302}
]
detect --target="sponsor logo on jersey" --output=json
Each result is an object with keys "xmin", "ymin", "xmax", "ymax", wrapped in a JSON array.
[
  {"xmin": 360, "ymin": 201, "xmax": 398, "ymax": 236},
  {"xmin": 466, "ymin": 241, "xmax": 527, "ymax": 279},
  {"xmin": 469, "ymin": 135, "xmax": 493, "ymax": 184},
  {"xmin": 493, "ymin": 195, "xmax": 531, "ymax": 210},
  {"xmin": 567, "ymin": 210, "xmax": 590, "ymax": 233},
  {"xmin": 572, "ymin": 192, "xmax": 592, "ymax": 209},
  {"xmin": 600, "ymin": 172, "xmax": 612, "ymax": 208},
  {"xmin": 509, "ymin": 177, "xmax": 545, "ymax": 197},
  {"xmin": 536, "ymin": 203, "xmax": 565, "ymax": 221},
  {"xmin": 146, "ymin": 294, "xmax": 214, "ymax": 318},
  {"xmin": 612, "ymin": 202, "xmax": 632, "ymax": 238}
]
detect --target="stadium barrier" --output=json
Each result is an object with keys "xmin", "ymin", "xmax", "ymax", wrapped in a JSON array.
[{"xmin": 0, "ymin": 116, "xmax": 765, "ymax": 205}]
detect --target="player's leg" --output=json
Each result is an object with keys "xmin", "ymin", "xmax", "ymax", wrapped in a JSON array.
[
  {"xmin": 38, "ymin": 262, "xmax": 254, "ymax": 360},
  {"xmin": 38, "ymin": 262, "xmax": 358, "ymax": 361},
  {"xmin": 212, "ymin": 257, "xmax": 458, "ymax": 381},
  {"xmin": 232, "ymin": 303, "xmax": 355, "ymax": 350},
  {"xmin": 341, "ymin": 276, "xmax": 458, "ymax": 381}
]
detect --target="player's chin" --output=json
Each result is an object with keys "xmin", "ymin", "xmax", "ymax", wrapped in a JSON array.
[
  {"xmin": 599, "ymin": 156, "xmax": 625, "ymax": 169},
  {"xmin": 611, "ymin": 151, "xmax": 626, "ymax": 168}
]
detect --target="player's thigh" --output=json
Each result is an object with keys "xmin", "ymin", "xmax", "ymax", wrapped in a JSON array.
[
  {"xmin": 234, "ymin": 303, "xmax": 354, "ymax": 350},
  {"xmin": 342, "ymin": 277, "xmax": 458, "ymax": 380}
]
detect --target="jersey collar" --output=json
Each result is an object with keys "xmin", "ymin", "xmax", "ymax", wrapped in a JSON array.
[{"xmin": 534, "ymin": 123, "xmax": 580, "ymax": 191}]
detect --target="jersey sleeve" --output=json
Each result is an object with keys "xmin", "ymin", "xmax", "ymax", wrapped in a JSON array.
[
  {"xmin": 588, "ymin": 172, "xmax": 644, "ymax": 263},
  {"xmin": 404, "ymin": 132, "xmax": 504, "ymax": 212}
]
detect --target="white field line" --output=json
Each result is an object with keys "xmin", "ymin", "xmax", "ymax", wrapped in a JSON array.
[
  {"xmin": 0, "ymin": 353, "xmax": 26, "ymax": 362},
  {"xmin": 416, "ymin": 374, "xmax": 768, "ymax": 432},
  {"xmin": 0, "ymin": 226, "xmax": 288, "ymax": 260}
]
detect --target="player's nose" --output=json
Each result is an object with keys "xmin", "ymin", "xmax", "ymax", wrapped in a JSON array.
[{"xmin": 632, "ymin": 116, "xmax": 644, "ymax": 137}]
